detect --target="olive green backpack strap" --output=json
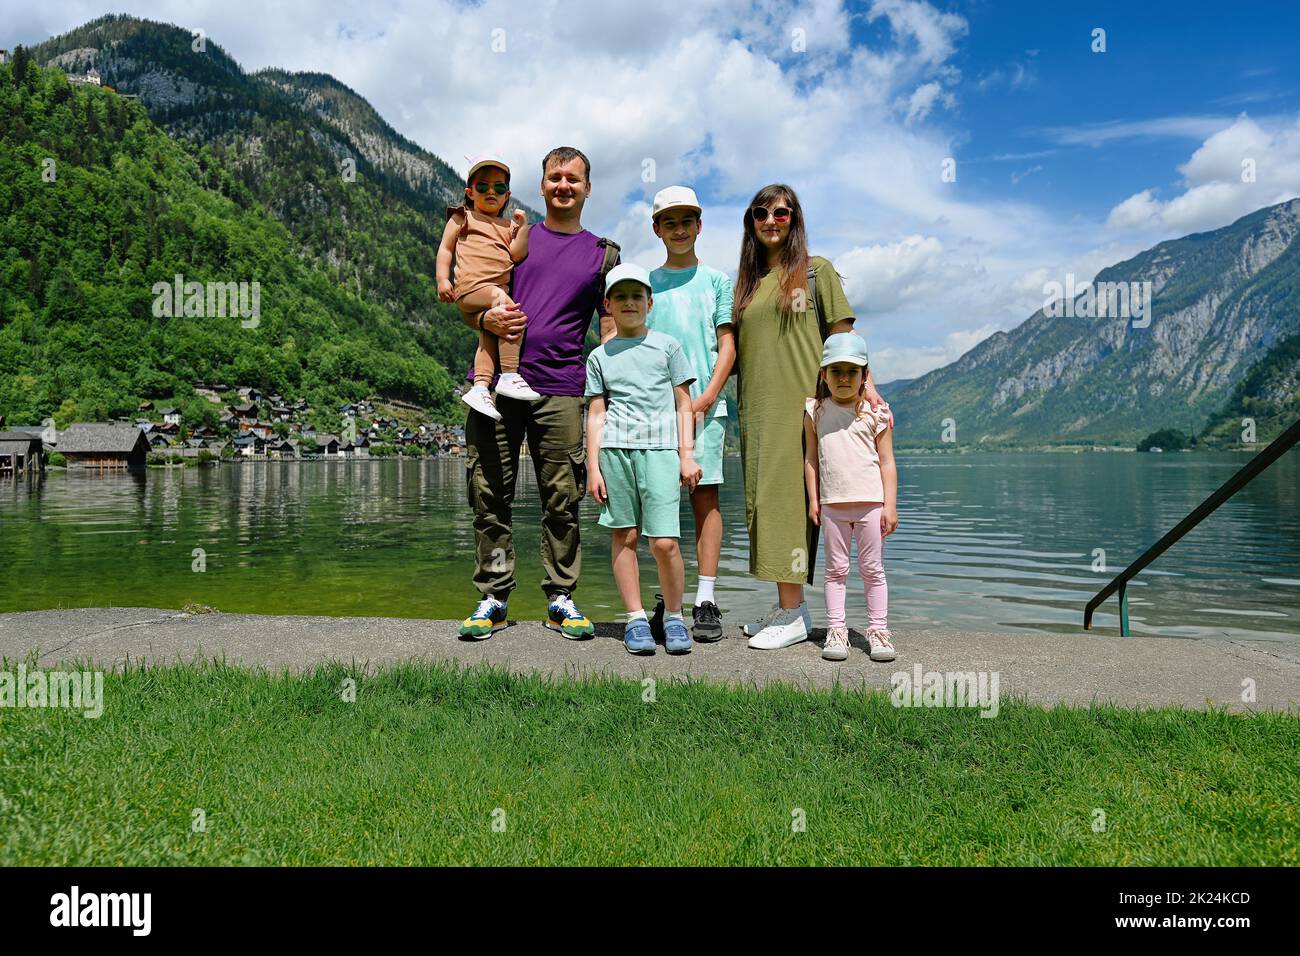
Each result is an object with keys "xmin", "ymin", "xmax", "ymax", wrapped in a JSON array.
[
  {"xmin": 597, "ymin": 237, "xmax": 621, "ymax": 278},
  {"xmin": 807, "ymin": 261, "xmax": 826, "ymax": 341}
]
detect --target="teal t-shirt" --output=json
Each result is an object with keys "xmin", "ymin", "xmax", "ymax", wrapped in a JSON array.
[
  {"xmin": 647, "ymin": 263, "xmax": 734, "ymax": 418},
  {"xmin": 585, "ymin": 329, "xmax": 696, "ymax": 449}
]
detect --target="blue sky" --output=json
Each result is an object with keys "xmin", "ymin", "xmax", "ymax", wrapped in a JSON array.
[
  {"xmin": 943, "ymin": 1, "xmax": 1300, "ymax": 220},
  {"xmin": 7, "ymin": 0, "xmax": 1300, "ymax": 381}
]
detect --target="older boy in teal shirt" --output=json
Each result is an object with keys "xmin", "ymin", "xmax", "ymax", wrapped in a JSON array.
[
  {"xmin": 585, "ymin": 263, "xmax": 702, "ymax": 654},
  {"xmin": 646, "ymin": 185, "xmax": 735, "ymax": 642}
]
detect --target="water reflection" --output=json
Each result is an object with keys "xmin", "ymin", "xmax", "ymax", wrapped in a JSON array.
[{"xmin": 1, "ymin": 451, "xmax": 1296, "ymax": 641}]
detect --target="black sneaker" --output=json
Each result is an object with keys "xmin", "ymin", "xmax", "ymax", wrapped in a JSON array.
[
  {"xmin": 692, "ymin": 601, "xmax": 724, "ymax": 642},
  {"xmin": 649, "ymin": 594, "xmax": 666, "ymax": 644}
]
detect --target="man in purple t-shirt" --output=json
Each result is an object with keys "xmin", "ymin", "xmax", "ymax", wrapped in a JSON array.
[{"xmin": 458, "ymin": 147, "xmax": 618, "ymax": 641}]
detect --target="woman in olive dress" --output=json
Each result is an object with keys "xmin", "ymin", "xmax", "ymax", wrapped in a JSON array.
[{"xmin": 732, "ymin": 183, "xmax": 884, "ymax": 649}]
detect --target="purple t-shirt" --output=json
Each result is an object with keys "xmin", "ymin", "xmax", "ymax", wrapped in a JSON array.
[{"xmin": 465, "ymin": 223, "xmax": 607, "ymax": 396}]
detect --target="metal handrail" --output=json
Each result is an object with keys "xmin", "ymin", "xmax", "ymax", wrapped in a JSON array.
[{"xmin": 1084, "ymin": 417, "xmax": 1300, "ymax": 634}]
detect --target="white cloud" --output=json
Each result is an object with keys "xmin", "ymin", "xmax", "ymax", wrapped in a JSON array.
[
  {"xmin": 1106, "ymin": 115, "xmax": 1300, "ymax": 233},
  {"xmin": 867, "ymin": 0, "xmax": 968, "ymax": 68},
  {"xmin": 871, "ymin": 324, "xmax": 1002, "ymax": 382},
  {"xmin": 1043, "ymin": 115, "xmax": 1238, "ymax": 147},
  {"xmin": 836, "ymin": 235, "xmax": 973, "ymax": 313},
  {"xmin": 1010, "ymin": 164, "xmax": 1042, "ymax": 184},
  {"xmin": 899, "ymin": 80, "xmax": 953, "ymax": 124}
]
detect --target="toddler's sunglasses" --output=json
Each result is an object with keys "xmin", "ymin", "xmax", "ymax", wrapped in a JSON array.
[
  {"xmin": 750, "ymin": 205, "xmax": 792, "ymax": 223},
  {"xmin": 473, "ymin": 182, "xmax": 510, "ymax": 195}
]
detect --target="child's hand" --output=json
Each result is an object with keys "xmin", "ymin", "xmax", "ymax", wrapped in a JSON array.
[
  {"xmin": 808, "ymin": 500, "xmax": 820, "ymax": 526},
  {"xmin": 590, "ymin": 469, "xmax": 608, "ymax": 505},
  {"xmin": 512, "ymin": 209, "xmax": 527, "ymax": 228},
  {"xmin": 881, "ymin": 505, "xmax": 898, "ymax": 537},
  {"xmin": 680, "ymin": 455, "xmax": 702, "ymax": 492},
  {"xmin": 438, "ymin": 278, "xmax": 455, "ymax": 302}
]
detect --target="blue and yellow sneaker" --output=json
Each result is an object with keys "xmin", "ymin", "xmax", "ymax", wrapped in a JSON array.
[
  {"xmin": 459, "ymin": 596, "xmax": 508, "ymax": 640},
  {"xmin": 545, "ymin": 593, "xmax": 595, "ymax": 639}
]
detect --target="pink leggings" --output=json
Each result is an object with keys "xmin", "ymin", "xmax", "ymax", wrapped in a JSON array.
[{"xmin": 821, "ymin": 502, "xmax": 887, "ymax": 629}]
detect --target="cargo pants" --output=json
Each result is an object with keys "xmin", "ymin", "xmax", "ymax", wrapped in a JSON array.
[{"xmin": 465, "ymin": 394, "xmax": 586, "ymax": 602}]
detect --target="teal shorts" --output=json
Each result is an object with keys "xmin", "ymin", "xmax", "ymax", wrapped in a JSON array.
[
  {"xmin": 597, "ymin": 447, "xmax": 681, "ymax": 537},
  {"xmin": 694, "ymin": 414, "xmax": 726, "ymax": 486}
]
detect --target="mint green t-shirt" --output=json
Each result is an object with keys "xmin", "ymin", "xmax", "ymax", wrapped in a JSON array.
[
  {"xmin": 648, "ymin": 263, "xmax": 734, "ymax": 418},
  {"xmin": 585, "ymin": 329, "xmax": 696, "ymax": 449}
]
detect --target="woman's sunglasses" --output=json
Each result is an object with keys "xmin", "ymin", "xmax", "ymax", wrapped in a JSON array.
[
  {"xmin": 750, "ymin": 205, "xmax": 792, "ymax": 223},
  {"xmin": 473, "ymin": 182, "xmax": 510, "ymax": 195}
]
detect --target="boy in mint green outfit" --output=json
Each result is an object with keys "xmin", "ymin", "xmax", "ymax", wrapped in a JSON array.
[
  {"xmin": 647, "ymin": 185, "xmax": 735, "ymax": 642},
  {"xmin": 585, "ymin": 263, "xmax": 702, "ymax": 655}
]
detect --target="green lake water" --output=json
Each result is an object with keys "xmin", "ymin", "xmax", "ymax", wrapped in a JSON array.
[{"xmin": 2, "ymin": 450, "xmax": 1297, "ymax": 641}]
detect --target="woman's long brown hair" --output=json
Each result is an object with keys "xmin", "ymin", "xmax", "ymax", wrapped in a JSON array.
[{"xmin": 732, "ymin": 183, "xmax": 810, "ymax": 323}]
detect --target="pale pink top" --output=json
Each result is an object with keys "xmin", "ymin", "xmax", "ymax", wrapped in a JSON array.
[{"xmin": 805, "ymin": 397, "xmax": 893, "ymax": 505}]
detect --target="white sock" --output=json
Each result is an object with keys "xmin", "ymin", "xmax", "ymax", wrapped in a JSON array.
[
  {"xmin": 666, "ymin": 610, "xmax": 684, "ymax": 621},
  {"xmin": 695, "ymin": 576, "xmax": 716, "ymax": 605},
  {"xmin": 628, "ymin": 609, "xmax": 648, "ymax": 622},
  {"xmin": 471, "ymin": 383, "xmax": 490, "ymax": 393},
  {"xmin": 498, "ymin": 372, "xmax": 519, "ymax": 382}
]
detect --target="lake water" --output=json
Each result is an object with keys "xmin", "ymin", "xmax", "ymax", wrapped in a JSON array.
[{"xmin": 2, "ymin": 451, "xmax": 1297, "ymax": 641}]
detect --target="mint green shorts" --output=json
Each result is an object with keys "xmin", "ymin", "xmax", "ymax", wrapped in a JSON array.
[
  {"xmin": 597, "ymin": 447, "xmax": 681, "ymax": 537},
  {"xmin": 694, "ymin": 414, "xmax": 726, "ymax": 486}
]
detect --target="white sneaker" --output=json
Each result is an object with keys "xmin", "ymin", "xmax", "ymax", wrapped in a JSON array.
[
  {"xmin": 866, "ymin": 627, "xmax": 896, "ymax": 662},
  {"xmin": 747, "ymin": 605, "xmax": 809, "ymax": 650},
  {"xmin": 741, "ymin": 604, "xmax": 780, "ymax": 637},
  {"xmin": 462, "ymin": 385, "xmax": 502, "ymax": 421},
  {"xmin": 494, "ymin": 372, "xmax": 542, "ymax": 401},
  {"xmin": 742, "ymin": 601, "xmax": 812, "ymax": 637},
  {"xmin": 822, "ymin": 626, "xmax": 850, "ymax": 661}
]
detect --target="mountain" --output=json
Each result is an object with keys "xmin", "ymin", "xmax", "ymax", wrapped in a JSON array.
[
  {"xmin": 1198, "ymin": 332, "xmax": 1300, "ymax": 445},
  {"xmin": 890, "ymin": 199, "xmax": 1300, "ymax": 447},
  {"xmin": 0, "ymin": 55, "xmax": 456, "ymax": 429},
  {"xmin": 30, "ymin": 14, "xmax": 532, "ymax": 383},
  {"xmin": 876, "ymin": 378, "xmax": 914, "ymax": 402}
]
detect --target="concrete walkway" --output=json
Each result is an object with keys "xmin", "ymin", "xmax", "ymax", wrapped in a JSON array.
[{"xmin": 1, "ymin": 607, "xmax": 1297, "ymax": 712}]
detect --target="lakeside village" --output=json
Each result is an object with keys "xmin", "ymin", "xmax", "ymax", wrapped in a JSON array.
[{"xmin": 0, "ymin": 386, "xmax": 468, "ymax": 477}]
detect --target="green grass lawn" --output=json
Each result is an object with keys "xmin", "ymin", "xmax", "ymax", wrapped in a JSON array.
[{"xmin": 1, "ymin": 660, "xmax": 1296, "ymax": 865}]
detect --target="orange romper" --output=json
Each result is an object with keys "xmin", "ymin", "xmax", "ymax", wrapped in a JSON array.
[{"xmin": 448, "ymin": 205, "xmax": 514, "ymax": 300}]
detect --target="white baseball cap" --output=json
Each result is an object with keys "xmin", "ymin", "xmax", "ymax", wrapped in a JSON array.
[
  {"xmin": 466, "ymin": 155, "xmax": 510, "ymax": 181},
  {"xmin": 604, "ymin": 263, "xmax": 653, "ymax": 295},
  {"xmin": 652, "ymin": 185, "xmax": 702, "ymax": 220}
]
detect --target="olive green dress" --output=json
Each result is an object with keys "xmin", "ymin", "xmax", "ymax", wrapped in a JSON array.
[{"xmin": 737, "ymin": 256, "xmax": 854, "ymax": 582}]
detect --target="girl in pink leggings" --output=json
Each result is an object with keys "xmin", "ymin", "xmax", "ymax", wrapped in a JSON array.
[{"xmin": 803, "ymin": 332, "xmax": 899, "ymax": 662}]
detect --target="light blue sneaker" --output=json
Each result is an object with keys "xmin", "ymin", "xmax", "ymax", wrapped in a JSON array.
[
  {"xmin": 663, "ymin": 616, "xmax": 693, "ymax": 654},
  {"xmin": 624, "ymin": 618, "xmax": 655, "ymax": 655}
]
